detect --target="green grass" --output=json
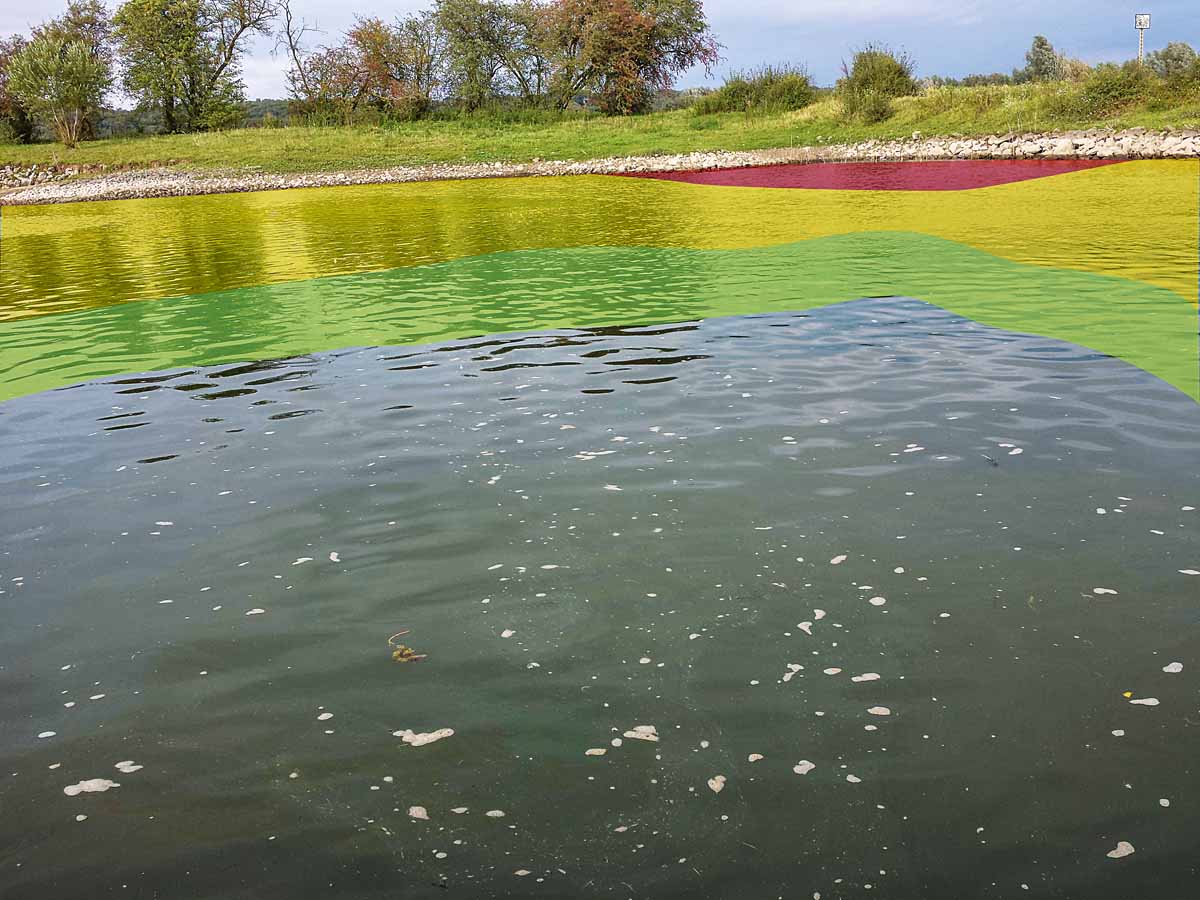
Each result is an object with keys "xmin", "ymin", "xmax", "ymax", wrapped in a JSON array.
[{"xmin": 3, "ymin": 81, "xmax": 1200, "ymax": 174}]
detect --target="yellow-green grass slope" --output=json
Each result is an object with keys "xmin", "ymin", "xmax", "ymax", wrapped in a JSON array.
[{"xmin": 2, "ymin": 82, "xmax": 1200, "ymax": 175}]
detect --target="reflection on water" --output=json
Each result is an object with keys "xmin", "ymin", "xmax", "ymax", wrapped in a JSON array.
[
  {"xmin": 1, "ymin": 162, "xmax": 1196, "ymax": 404},
  {"xmin": 2, "ymin": 301, "xmax": 1198, "ymax": 899},
  {"xmin": 2, "ymin": 162, "xmax": 1196, "ymax": 320}
]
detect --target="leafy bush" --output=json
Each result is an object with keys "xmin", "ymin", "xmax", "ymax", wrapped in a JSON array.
[
  {"xmin": 693, "ymin": 64, "xmax": 815, "ymax": 114},
  {"xmin": 846, "ymin": 89, "xmax": 894, "ymax": 123},
  {"xmin": 1166, "ymin": 58, "xmax": 1200, "ymax": 95},
  {"xmin": 836, "ymin": 43, "xmax": 917, "ymax": 122},
  {"xmin": 1059, "ymin": 57, "xmax": 1092, "ymax": 83},
  {"xmin": 1079, "ymin": 61, "xmax": 1158, "ymax": 115},
  {"xmin": 1146, "ymin": 42, "xmax": 1197, "ymax": 79}
]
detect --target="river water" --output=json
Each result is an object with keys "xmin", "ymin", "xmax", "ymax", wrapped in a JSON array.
[
  {"xmin": 1, "ymin": 298, "xmax": 1198, "ymax": 899},
  {"xmin": 1, "ymin": 163, "xmax": 1198, "ymax": 898}
]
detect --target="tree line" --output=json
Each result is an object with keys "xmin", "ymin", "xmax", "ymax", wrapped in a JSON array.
[
  {"xmin": 0, "ymin": 0, "xmax": 718, "ymax": 146},
  {"xmin": 3, "ymin": 6, "xmax": 1199, "ymax": 149},
  {"xmin": 931, "ymin": 34, "xmax": 1198, "ymax": 87}
]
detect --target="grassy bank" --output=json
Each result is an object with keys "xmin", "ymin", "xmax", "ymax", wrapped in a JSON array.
[{"xmin": 4, "ymin": 82, "xmax": 1200, "ymax": 174}]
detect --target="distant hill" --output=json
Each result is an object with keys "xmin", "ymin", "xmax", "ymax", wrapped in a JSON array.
[{"xmin": 93, "ymin": 100, "xmax": 291, "ymax": 138}]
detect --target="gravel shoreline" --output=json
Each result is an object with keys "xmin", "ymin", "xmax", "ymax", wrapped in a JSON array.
[{"xmin": 3, "ymin": 127, "xmax": 1197, "ymax": 206}]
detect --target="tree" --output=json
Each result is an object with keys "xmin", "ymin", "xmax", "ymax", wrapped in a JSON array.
[
  {"xmin": 277, "ymin": 0, "xmax": 371, "ymax": 122},
  {"xmin": 33, "ymin": 0, "xmax": 115, "ymax": 67},
  {"xmin": 279, "ymin": 3, "xmax": 447, "ymax": 122},
  {"xmin": 1017, "ymin": 35, "xmax": 1060, "ymax": 82},
  {"xmin": 114, "ymin": 0, "xmax": 276, "ymax": 132},
  {"xmin": 31, "ymin": 0, "xmax": 116, "ymax": 138},
  {"xmin": 0, "ymin": 35, "xmax": 36, "ymax": 142},
  {"xmin": 541, "ymin": 0, "xmax": 718, "ymax": 114},
  {"xmin": 8, "ymin": 35, "xmax": 111, "ymax": 146},
  {"xmin": 347, "ymin": 12, "xmax": 447, "ymax": 116},
  {"xmin": 437, "ymin": 0, "xmax": 546, "ymax": 109},
  {"xmin": 1146, "ymin": 42, "xmax": 1197, "ymax": 79}
]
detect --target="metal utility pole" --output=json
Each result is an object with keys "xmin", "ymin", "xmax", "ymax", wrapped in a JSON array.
[{"xmin": 1136, "ymin": 13, "xmax": 1151, "ymax": 63}]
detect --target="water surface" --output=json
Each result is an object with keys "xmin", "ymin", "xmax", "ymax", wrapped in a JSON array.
[{"xmin": 2, "ymin": 301, "xmax": 1198, "ymax": 899}]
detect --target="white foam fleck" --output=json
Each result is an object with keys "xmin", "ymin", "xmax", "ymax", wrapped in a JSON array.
[
  {"xmin": 451, "ymin": 807, "xmax": 468, "ymax": 814},
  {"xmin": 245, "ymin": 608, "xmax": 266, "ymax": 616},
  {"xmin": 1092, "ymin": 588, "xmax": 1118, "ymax": 596},
  {"xmin": 868, "ymin": 597, "xmax": 887, "ymax": 607},
  {"xmin": 814, "ymin": 609, "xmax": 827, "ymax": 620},
  {"xmin": 823, "ymin": 668, "xmax": 842, "ymax": 676},
  {"xmin": 292, "ymin": 558, "xmax": 313, "ymax": 566},
  {"xmin": 1106, "ymin": 841, "xmax": 1135, "ymax": 859},
  {"xmin": 846, "ymin": 774, "xmax": 862, "ymax": 784},
  {"xmin": 1130, "ymin": 698, "xmax": 1160, "ymax": 706},
  {"xmin": 1163, "ymin": 662, "xmax": 1183, "ymax": 674},
  {"xmin": 1159, "ymin": 798, "xmax": 1170, "ymax": 808},
  {"xmin": 748, "ymin": 754, "xmax": 764, "ymax": 763},
  {"xmin": 585, "ymin": 748, "xmax": 607, "ymax": 756},
  {"xmin": 707, "ymin": 775, "xmax": 727, "ymax": 794},
  {"xmin": 394, "ymin": 728, "xmax": 455, "ymax": 746},
  {"xmin": 500, "ymin": 629, "xmax": 515, "ymax": 638},
  {"xmin": 793, "ymin": 760, "xmax": 816, "ymax": 775},
  {"xmin": 623, "ymin": 725, "xmax": 659, "ymax": 742},
  {"xmin": 317, "ymin": 712, "xmax": 333, "ymax": 721},
  {"xmin": 37, "ymin": 731, "xmax": 56, "ymax": 739},
  {"xmin": 408, "ymin": 806, "xmax": 429, "ymax": 820},
  {"xmin": 485, "ymin": 809, "xmax": 506, "ymax": 818},
  {"xmin": 64, "ymin": 778, "xmax": 120, "ymax": 796},
  {"xmin": 830, "ymin": 555, "xmax": 847, "ymax": 565},
  {"xmin": 852, "ymin": 673, "xmax": 881, "ymax": 683},
  {"xmin": 867, "ymin": 706, "xmax": 891, "ymax": 716},
  {"xmin": 329, "ymin": 552, "xmax": 340, "ymax": 562},
  {"xmin": 114, "ymin": 760, "xmax": 143, "ymax": 773},
  {"xmin": 1180, "ymin": 569, "xmax": 1199, "ymax": 576},
  {"xmin": 798, "ymin": 622, "xmax": 813, "ymax": 636}
]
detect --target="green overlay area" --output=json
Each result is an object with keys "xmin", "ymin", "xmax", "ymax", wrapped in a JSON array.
[{"xmin": 1, "ymin": 230, "xmax": 1195, "ymax": 402}]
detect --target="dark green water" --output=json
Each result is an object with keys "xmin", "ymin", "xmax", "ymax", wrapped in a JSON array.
[{"xmin": 1, "ymin": 300, "xmax": 1198, "ymax": 899}]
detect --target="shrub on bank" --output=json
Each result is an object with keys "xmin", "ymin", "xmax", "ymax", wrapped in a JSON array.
[
  {"xmin": 1166, "ymin": 58, "xmax": 1200, "ymax": 95},
  {"xmin": 1044, "ymin": 61, "xmax": 1161, "ymax": 119},
  {"xmin": 693, "ymin": 65, "xmax": 816, "ymax": 114},
  {"xmin": 837, "ymin": 43, "xmax": 918, "ymax": 123}
]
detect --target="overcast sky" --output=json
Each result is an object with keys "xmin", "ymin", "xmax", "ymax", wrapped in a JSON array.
[{"xmin": 3, "ymin": 1, "xmax": 1197, "ymax": 100}]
